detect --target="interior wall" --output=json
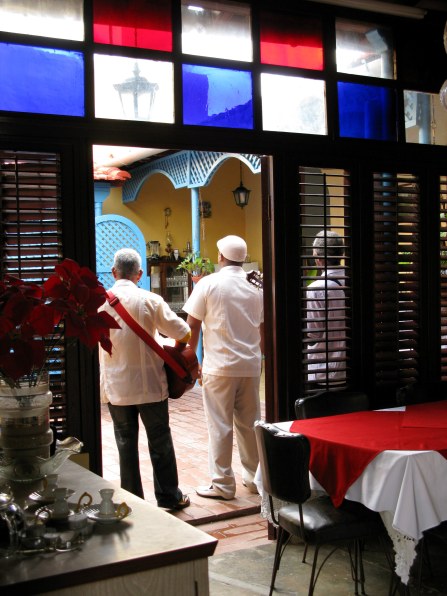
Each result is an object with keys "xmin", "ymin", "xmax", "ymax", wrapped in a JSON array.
[{"xmin": 101, "ymin": 157, "xmax": 263, "ymax": 268}]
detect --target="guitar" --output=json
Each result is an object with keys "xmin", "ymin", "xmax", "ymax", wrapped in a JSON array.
[{"xmin": 247, "ymin": 270, "xmax": 263, "ymax": 289}]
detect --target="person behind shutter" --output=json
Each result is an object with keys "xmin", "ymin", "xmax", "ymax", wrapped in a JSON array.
[
  {"xmin": 99, "ymin": 248, "xmax": 191, "ymax": 510},
  {"xmin": 306, "ymin": 230, "xmax": 347, "ymax": 387}
]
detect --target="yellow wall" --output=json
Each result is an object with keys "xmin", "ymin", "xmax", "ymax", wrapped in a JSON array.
[{"xmin": 101, "ymin": 157, "xmax": 263, "ymax": 268}]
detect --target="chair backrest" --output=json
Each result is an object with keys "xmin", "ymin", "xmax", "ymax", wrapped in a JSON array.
[
  {"xmin": 295, "ymin": 390, "xmax": 370, "ymax": 420},
  {"xmin": 254, "ymin": 421, "xmax": 311, "ymax": 505},
  {"xmin": 396, "ymin": 381, "xmax": 447, "ymax": 406}
]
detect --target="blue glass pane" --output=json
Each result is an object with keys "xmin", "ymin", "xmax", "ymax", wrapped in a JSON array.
[
  {"xmin": 338, "ymin": 82, "xmax": 396, "ymax": 141},
  {"xmin": 182, "ymin": 64, "xmax": 253, "ymax": 129},
  {"xmin": 0, "ymin": 43, "xmax": 84, "ymax": 116}
]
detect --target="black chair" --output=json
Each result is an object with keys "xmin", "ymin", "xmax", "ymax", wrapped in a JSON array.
[
  {"xmin": 396, "ymin": 381, "xmax": 447, "ymax": 406},
  {"xmin": 295, "ymin": 390, "xmax": 370, "ymax": 420},
  {"xmin": 254, "ymin": 420, "xmax": 387, "ymax": 596}
]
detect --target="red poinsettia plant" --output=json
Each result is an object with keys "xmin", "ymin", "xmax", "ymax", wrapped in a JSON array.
[{"xmin": 0, "ymin": 258, "xmax": 120, "ymax": 388}]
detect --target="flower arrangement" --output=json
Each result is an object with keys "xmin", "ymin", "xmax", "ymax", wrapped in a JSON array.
[{"xmin": 0, "ymin": 259, "xmax": 120, "ymax": 388}]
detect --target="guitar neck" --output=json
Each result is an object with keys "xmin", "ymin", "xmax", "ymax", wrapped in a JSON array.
[{"xmin": 246, "ymin": 270, "xmax": 263, "ymax": 289}]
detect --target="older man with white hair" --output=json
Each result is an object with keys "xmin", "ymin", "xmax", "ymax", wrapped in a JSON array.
[
  {"xmin": 100, "ymin": 248, "xmax": 191, "ymax": 511},
  {"xmin": 183, "ymin": 235, "xmax": 264, "ymax": 500}
]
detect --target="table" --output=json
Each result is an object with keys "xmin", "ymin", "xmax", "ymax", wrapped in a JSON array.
[
  {"xmin": 257, "ymin": 402, "xmax": 447, "ymax": 585},
  {"xmin": 0, "ymin": 460, "xmax": 217, "ymax": 595}
]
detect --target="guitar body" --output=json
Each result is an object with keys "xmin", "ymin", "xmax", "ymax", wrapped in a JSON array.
[{"xmin": 164, "ymin": 345, "xmax": 199, "ymax": 399}]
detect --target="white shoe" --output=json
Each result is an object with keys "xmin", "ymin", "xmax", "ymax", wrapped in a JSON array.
[
  {"xmin": 242, "ymin": 480, "xmax": 259, "ymax": 494},
  {"xmin": 195, "ymin": 485, "xmax": 234, "ymax": 500}
]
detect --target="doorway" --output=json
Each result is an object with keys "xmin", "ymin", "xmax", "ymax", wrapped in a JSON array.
[{"xmin": 94, "ymin": 145, "xmax": 267, "ymax": 518}]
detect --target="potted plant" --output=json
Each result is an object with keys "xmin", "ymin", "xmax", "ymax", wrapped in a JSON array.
[
  {"xmin": 0, "ymin": 258, "xmax": 120, "ymax": 482},
  {"xmin": 177, "ymin": 253, "xmax": 215, "ymax": 283}
]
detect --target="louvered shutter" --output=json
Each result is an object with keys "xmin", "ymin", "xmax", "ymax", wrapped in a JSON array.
[
  {"xmin": 440, "ymin": 175, "xmax": 447, "ymax": 379},
  {"xmin": 0, "ymin": 150, "xmax": 68, "ymax": 435},
  {"xmin": 299, "ymin": 167, "xmax": 351, "ymax": 394},
  {"xmin": 373, "ymin": 172, "xmax": 420, "ymax": 388}
]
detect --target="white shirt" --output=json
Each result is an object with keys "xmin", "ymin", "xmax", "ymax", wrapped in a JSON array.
[
  {"xmin": 99, "ymin": 279, "xmax": 190, "ymax": 405},
  {"xmin": 306, "ymin": 269, "xmax": 346, "ymax": 383},
  {"xmin": 183, "ymin": 266, "xmax": 263, "ymax": 377}
]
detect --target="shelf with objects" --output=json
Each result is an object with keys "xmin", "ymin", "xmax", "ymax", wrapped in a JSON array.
[{"xmin": 147, "ymin": 258, "xmax": 192, "ymax": 317}]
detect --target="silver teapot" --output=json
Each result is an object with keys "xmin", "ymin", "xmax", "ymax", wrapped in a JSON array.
[{"xmin": 0, "ymin": 484, "xmax": 26, "ymax": 557}]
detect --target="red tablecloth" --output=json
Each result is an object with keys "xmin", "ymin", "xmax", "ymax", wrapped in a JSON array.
[{"xmin": 289, "ymin": 401, "xmax": 447, "ymax": 507}]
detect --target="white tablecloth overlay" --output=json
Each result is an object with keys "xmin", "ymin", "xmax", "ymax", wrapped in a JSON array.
[{"xmin": 254, "ymin": 415, "xmax": 447, "ymax": 585}]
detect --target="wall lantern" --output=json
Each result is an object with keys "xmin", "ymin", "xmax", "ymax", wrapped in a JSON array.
[
  {"xmin": 232, "ymin": 162, "xmax": 251, "ymax": 209},
  {"xmin": 113, "ymin": 63, "xmax": 159, "ymax": 120}
]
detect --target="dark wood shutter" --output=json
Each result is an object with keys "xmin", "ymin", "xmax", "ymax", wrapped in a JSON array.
[
  {"xmin": 373, "ymin": 171, "xmax": 420, "ymax": 388},
  {"xmin": 0, "ymin": 150, "xmax": 68, "ymax": 435},
  {"xmin": 299, "ymin": 167, "xmax": 351, "ymax": 394},
  {"xmin": 440, "ymin": 175, "xmax": 447, "ymax": 380}
]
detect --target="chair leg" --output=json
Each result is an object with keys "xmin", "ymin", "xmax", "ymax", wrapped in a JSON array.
[
  {"xmin": 308, "ymin": 545, "xmax": 321, "ymax": 596},
  {"xmin": 269, "ymin": 527, "xmax": 290, "ymax": 596}
]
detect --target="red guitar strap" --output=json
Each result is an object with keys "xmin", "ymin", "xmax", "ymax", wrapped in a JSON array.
[{"xmin": 106, "ymin": 290, "xmax": 189, "ymax": 380}]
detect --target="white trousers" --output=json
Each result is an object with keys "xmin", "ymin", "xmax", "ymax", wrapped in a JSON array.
[{"xmin": 201, "ymin": 373, "xmax": 261, "ymax": 498}]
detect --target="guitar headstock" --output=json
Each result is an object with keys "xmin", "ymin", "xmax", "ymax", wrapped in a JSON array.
[{"xmin": 247, "ymin": 270, "xmax": 263, "ymax": 289}]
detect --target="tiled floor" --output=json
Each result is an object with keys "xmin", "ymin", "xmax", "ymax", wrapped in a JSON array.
[{"xmin": 100, "ymin": 382, "xmax": 269, "ymax": 554}]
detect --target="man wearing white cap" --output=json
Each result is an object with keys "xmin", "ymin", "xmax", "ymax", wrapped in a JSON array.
[{"xmin": 183, "ymin": 235, "xmax": 264, "ymax": 500}]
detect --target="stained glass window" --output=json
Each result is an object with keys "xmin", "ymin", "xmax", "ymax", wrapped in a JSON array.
[
  {"xmin": 181, "ymin": 0, "xmax": 252, "ymax": 62},
  {"xmin": 338, "ymin": 82, "xmax": 396, "ymax": 141},
  {"xmin": 93, "ymin": 0, "xmax": 172, "ymax": 52},
  {"xmin": 0, "ymin": 43, "xmax": 84, "ymax": 116},
  {"xmin": 260, "ymin": 12, "xmax": 323, "ymax": 70},
  {"xmin": 404, "ymin": 90, "xmax": 447, "ymax": 146},
  {"xmin": 0, "ymin": 0, "xmax": 84, "ymax": 41},
  {"xmin": 336, "ymin": 19, "xmax": 395, "ymax": 80},
  {"xmin": 182, "ymin": 64, "xmax": 253, "ymax": 129},
  {"xmin": 94, "ymin": 55, "xmax": 174, "ymax": 123},
  {"xmin": 261, "ymin": 74, "xmax": 326, "ymax": 135}
]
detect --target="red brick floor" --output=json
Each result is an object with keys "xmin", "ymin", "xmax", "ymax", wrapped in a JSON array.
[{"xmin": 100, "ymin": 384, "xmax": 270, "ymax": 554}]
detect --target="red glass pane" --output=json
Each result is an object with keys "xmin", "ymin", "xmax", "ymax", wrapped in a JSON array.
[
  {"xmin": 93, "ymin": 0, "xmax": 172, "ymax": 52},
  {"xmin": 260, "ymin": 12, "xmax": 323, "ymax": 71}
]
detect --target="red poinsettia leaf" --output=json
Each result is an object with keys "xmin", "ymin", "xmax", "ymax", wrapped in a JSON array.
[
  {"xmin": 28, "ymin": 304, "xmax": 60, "ymax": 335},
  {"xmin": 97, "ymin": 310, "xmax": 121, "ymax": 330},
  {"xmin": 99, "ymin": 334, "xmax": 113, "ymax": 355},
  {"xmin": 43, "ymin": 275, "xmax": 70, "ymax": 300},
  {"xmin": 0, "ymin": 337, "xmax": 46, "ymax": 381},
  {"xmin": 54, "ymin": 258, "xmax": 80, "ymax": 281},
  {"xmin": 81, "ymin": 287, "xmax": 108, "ymax": 314},
  {"xmin": 0, "ymin": 315, "xmax": 14, "ymax": 336},
  {"xmin": 2, "ymin": 292, "xmax": 36, "ymax": 325},
  {"xmin": 79, "ymin": 266, "xmax": 101, "ymax": 288}
]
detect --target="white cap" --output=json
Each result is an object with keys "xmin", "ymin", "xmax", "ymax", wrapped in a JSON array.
[{"xmin": 217, "ymin": 235, "xmax": 247, "ymax": 262}]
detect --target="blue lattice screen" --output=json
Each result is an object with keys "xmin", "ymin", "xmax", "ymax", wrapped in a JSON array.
[{"xmin": 95, "ymin": 214, "xmax": 149, "ymax": 290}]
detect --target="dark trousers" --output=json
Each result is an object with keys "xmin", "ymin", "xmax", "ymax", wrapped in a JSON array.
[{"xmin": 107, "ymin": 400, "xmax": 182, "ymax": 508}]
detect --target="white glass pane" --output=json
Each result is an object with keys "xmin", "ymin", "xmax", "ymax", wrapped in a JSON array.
[
  {"xmin": 181, "ymin": 0, "xmax": 252, "ymax": 62},
  {"xmin": 94, "ymin": 55, "xmax": 174, "ymax": 123},
  {"xmin": 404, "ymin": 90, "xmax": 447, "ymax": 146},
  {"xmin": 0, "ymin": 0, "xmax": 84, "ymax": 41},
  {"xmin": 336, "ymin": 19, "xmax": 395, "ymax": 80},
  {"xmin": 261, "ymin": 73, "xmax": 327, "ymax": 135}
]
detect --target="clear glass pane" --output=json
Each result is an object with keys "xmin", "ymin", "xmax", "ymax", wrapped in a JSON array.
[
  {"xmin": 181, "ymin": 0, "xmax": 252, "ymax": 62},
  {"xmin": 93, "ymin": 0, "xmax": 172, "ymax": 51},
  {"xmin": 182, "ymin": 64, "xmax": 253, "ymax": 129},
  {"xmin": 404, "ymin": 90, "xmax": 447, "ymax": 146},
  {"xmin": 0, "ymin": 0, "xmax": 84, "ymax": 41},
  {"xmin": 261, "ymin": 73, "xmax": 326, "ymax": 135},
  {"xmin": 260, "ymin": 11, "xmax": 323, "ymax": 70},
  {"xmin": 0, "ymin": 43, "xmax": 84, "ymax": 116},
  {"xmin": 94, "ymin": 55, "xmax": 174, "ymax": 123},
  {"xmin": 338, "ymin": 82, "xmax": 396, "ymax": 141},
  {"xmin": 336, "ymin": 19, "xmax": 395, "ymax": 80}
]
